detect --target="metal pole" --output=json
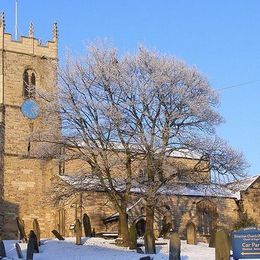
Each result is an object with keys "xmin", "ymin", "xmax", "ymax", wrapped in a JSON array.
[{"xmin": 15, "ymin": 0, "xmax": 18, "ymax": 40}]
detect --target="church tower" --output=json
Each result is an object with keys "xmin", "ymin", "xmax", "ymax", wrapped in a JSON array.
[{"xmin": 0, "ymin": 13, "xmax": 59, "ymax": 239}]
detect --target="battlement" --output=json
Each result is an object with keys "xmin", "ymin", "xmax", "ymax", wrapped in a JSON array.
[{"xmin": 0, "ymin": 13, "xmax": 58, "ymax": 59}]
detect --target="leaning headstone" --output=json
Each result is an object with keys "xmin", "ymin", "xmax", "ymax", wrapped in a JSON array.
[
  {"xmin": 186, "ymin": 222, "xmax": 197, "ymax": 245},
  {"xmin": 140, "ymin": 256, "xmax": 153, "ymax": 260},
  {"xmin": 169, "ymin": 232, "xmax": 181, "ymax": 260},
  {"xmin": 129, "ymin": 224, "xmax": 137, "ymax": 250},
  {"xmin": 52, "ymin": 230, "xmax": 65, "ymax": 240},
  {"xmin": 215, "ymin": 230, "xmax": 230, "ymax": 260},
  {"xmin": 33, "ymin": 219, "xmax": 41, "ymax": 246},
  {"xmin": 0, "ymin": 239, "xmax": 6, "ymax": 258},
  {"xmin": 15, "ymin": 242, "xmax": 24, "ymax": 259},
  {"xmin": 16, "ymin": 217, "xmax": 27, "ymax": 242},
  {"xmin": 83, "ymin": 213, "xmax": 92, "ymax": 237},
  {"xmin": 75, "ymin": 219, "xmax": 82, "ymax": 245}
]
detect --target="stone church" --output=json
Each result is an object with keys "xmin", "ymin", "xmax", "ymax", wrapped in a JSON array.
[{"xmin": 0, "ymin": 16, "xmax": 259, "ymax": 241}]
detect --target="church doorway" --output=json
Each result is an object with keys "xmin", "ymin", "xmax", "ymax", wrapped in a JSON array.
[{"xmin": 135, "ymin": 218, "xmax": 146, "ymax": 237}]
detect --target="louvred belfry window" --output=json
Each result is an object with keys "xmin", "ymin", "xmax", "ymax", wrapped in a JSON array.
[{"xmin": 23, "ymin": 69, "xmax": 36, "ymax": 99}]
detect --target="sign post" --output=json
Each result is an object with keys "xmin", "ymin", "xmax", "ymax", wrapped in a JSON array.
[{"xmin": 232, "ymin": 227, "xmax": 260, "ymax": 259}]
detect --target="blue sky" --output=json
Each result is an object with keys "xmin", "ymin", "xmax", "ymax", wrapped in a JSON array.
[{"xmin": 1, "ymin": 1, "xmax": 260, "ymax": 175}]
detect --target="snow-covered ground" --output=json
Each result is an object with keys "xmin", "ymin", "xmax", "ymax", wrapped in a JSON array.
[{"xmin": 3, "ymin": 237, "xmax": 215, "ymax": 260}]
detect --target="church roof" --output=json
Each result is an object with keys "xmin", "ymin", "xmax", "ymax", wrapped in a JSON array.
[
  {"xmin": 226, "ymin": 175, "xmax": 259, "ymax": 200},
  {"xmin": 59, "ymin": 174, "xmax": 260, "ymax": 200},
  {"xmin": 155, "ymin": 182, "xmax": 238, "ymax": 198}
]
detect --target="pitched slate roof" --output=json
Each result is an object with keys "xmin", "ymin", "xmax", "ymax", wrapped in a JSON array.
[
  {"xmin": 226, "ymin": 175, "xmax": 259, "ymax": 200},
  {"xmin": 59, "ymin": 175, "xmax": 259, "ymax": 200}
]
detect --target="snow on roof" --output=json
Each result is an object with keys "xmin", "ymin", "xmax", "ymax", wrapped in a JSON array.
[
  {"xmin": 167, "ymin": 149, "xmax": 202, "ymax": 159},
  {"xmin": 59, "ymin": 175, "xmax": 104, "ymax": 190},
  {"xmin": 58, "ymin": 174, "xmax": 244, "ymax": 199},
  {"xmin": 78, "ymin": 140, "xmax": 202, "ymax": 160},
  {"xmin": 59, "ymin": 171, "xmax": 259, "ymax": 201},
  {"xmin": 227, "ymin": 175, "xmax": 259, "ymax": 200},
  {"xmin": 158, "ymin": 182, "xmax": 238, "ymax": 198}
]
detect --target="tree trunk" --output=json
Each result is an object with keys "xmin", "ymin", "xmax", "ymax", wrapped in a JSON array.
[
  {"xmin": 118, "ymin": 216, "xmax": 122, "ymax": 238},
  {"xmin": 119, "ymin": 210, "xmax": 129, "ymax": 247},
  {"xmin": 144, "ymin": 201, "xmax": 156, "ymax": 254}
]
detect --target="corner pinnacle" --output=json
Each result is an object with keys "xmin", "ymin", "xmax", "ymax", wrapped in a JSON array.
[
  {"xmin": 0, "ymin": 12, "xmax": 5, "ymax": 30},
  {"xmin": 52, "ymin": 22, "xmax": 58, "ymax": 41},
  {"xmin": 29, "ymin": 22, "xmax": 34, "ymax": 38}
]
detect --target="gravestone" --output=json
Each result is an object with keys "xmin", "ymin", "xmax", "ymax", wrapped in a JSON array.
[
  {"xmin": 186, "ymin": 222, "xmax": 197, "ymax": 245},
  {"xmin": 140, "ymin": 256, "xmax": 153, "ymax": 260},
  {"xmin": 16, "ymin": 217, "xmax": 27, "ymax": 242},
  {"xmin": 136, "ymin": 247, "xmax": 144, "ymax": 254},
  {"xmin": 29, "ymin": 230, "xmax": 39, "ymax": 253},
  {"xmin": 129, "ymin": 224, "xmax": 137, "ymax": 250},
  {"xmin": 232, "ymin": 227, "xmax": 260, "ymax": 260},
  {"xmin": 26, "ymin": 230, "xmax": 39, "ymax": 260},
  {"xmin": 0, "ymin": 239, "xmax": 6, "ymax": 258},
  {"xmin": 92, "ymin": 228, "xmax": 96, "ymax": 237},
  {"xmin": 83, "ymin": 213, "xmax": 92, "ymax": 237},
  {"xmin": 52, "ymin": 230, "xmax": 65, "ymax": 240},
  {"xmin": 15, "ymin": 242, "xmax": 24, "ymax": 259},
  {"xmin": 215, "ymin": 230, "xmax": 230, "ymax": 260},
  {"xmin": 169, "ymin": 232, "xmax": 181, "ymax": 260},
  {"xmin": 75, "ymin": 219, "xmax": 82, "ymax": 245},
  {"xmin": 33, "ymin": 219, "xmax": 41, "ymax": 246},
  {"xmin": 26, "ymin": 241, "xmax": 34, "ymax": 260}
]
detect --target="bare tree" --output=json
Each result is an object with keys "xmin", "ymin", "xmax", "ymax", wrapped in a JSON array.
[
  {"xmin": 40, "ymin": 45, "xmax": 142, "ymax": 246},
  {"xmin": 36, "ymin": 43, "xmax": 247, "ymax": 253},
  {"xmin": 91, "ymin": 47, "xmax": 247, "ymax": 253}
]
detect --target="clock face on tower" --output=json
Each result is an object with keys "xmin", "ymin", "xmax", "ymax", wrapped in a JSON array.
[{"xmin": 21, "ymin": 99, "xmax": 40, "ymax": 120}]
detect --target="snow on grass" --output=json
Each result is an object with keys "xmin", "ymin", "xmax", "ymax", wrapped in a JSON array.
[{"xmin": 3, "ymin": 237, "xmax": 215, "ymax": 260}]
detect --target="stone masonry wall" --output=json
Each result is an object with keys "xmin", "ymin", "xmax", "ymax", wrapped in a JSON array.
[
  {"xmin": 56, "ymin": 191, "xmax": 239, "ymax": 242},
  {"xmin": 2, "ymin": 156, "xmax": 58, "ymax": 239},
  {"xmin": 56, "ymin": 191, "xmax": 116, "ymax": 237},
  {"xmin": 241, "ymin": 178, "xmax": 260, "ymax": 224},
  {"xmin": 0, "ymin": 25, "xmax": 59, "ymax": 239},
  {"xmin": 156, "ymin": 195, "xmax": 239, "ymax": 240}
]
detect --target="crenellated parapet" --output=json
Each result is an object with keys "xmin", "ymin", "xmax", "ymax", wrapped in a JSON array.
[{"xmin": 0, "ymin": 13, "xmax": 58, "ymax": 59}]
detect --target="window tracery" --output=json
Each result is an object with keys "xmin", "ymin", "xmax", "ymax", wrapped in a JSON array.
[{"xmin": 23, "ymin": 69, "xmax": 36, "ymax": 99}]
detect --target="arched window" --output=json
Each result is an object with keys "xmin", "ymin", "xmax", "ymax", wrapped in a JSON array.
[
  {"xmin": 135, "ymin": 218, "xmax": 146, "ymax": 237},
  {"xmin": 197, "ymin": 199, "xmax": 217, "ymax": 236},
  {"xmin": 199, "ymin": 211, "xmax": 212, "ymax": 235},
  {"xmin": 159, "ymin": 204, "xmax": 172, "ymax": 237},
  {"xmin": 23, "ymin": 69, "xmax": 36, "ymax": 99}
]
